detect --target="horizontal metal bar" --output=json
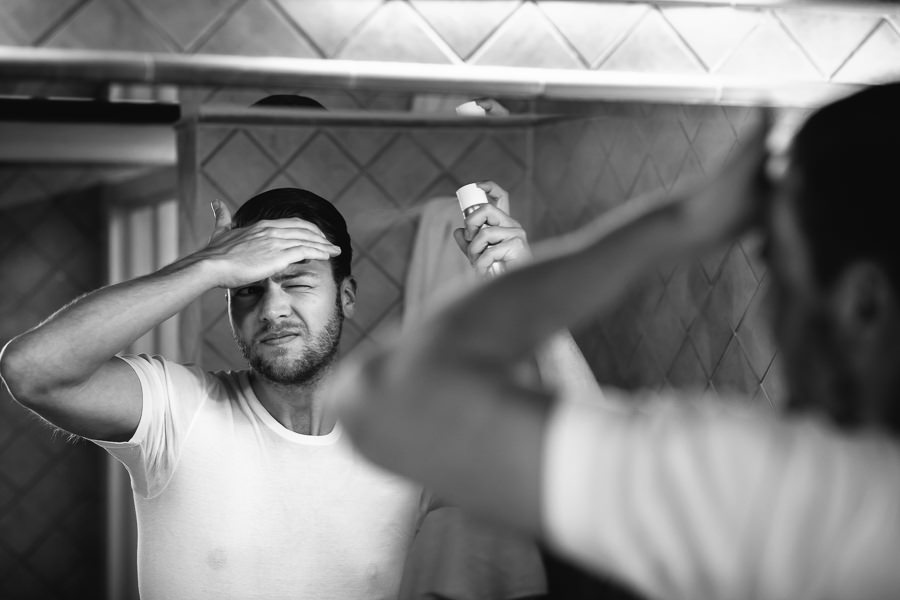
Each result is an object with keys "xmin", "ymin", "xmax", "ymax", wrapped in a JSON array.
[
  {"xmin": 0, "ymin": 46, "xmax": 863, "ymax": 107},
  {"xmin": 195, "ymin": 105, "xmax": 562, "ymax": 127},
  {"xmin": 0, "ymin": 121, "xmax": 175, "ymax": 164}
]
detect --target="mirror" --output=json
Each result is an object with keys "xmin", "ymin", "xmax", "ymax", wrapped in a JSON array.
[{"xmin": 1, "ymin": 1, "xmax": 897, "ymax": 599}]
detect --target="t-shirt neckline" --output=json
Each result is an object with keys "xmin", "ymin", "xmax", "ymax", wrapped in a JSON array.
[{"xmin": 237, "ymin": 370, "xmax": 342, "ymax": 445}]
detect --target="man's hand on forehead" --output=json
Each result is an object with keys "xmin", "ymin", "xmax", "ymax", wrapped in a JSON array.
[{"xmin": 199, "ymin": 199, "xmax": 340, "ymax": 289}]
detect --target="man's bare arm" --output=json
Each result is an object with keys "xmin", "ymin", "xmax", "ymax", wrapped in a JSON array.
[{"xmin": 0, "ymin": 200, "xmax": 340, "ymax": 441}]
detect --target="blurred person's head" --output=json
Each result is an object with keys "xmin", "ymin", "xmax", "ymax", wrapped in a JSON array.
[
  {"xmin": 250, "ymin": 94, "xmax": 326, "ymax": 110},
  {"xmin": 769, "ymin": 82, "xmax": 900, "ymax": 432},
  {"xmin": 227, "ymin": 188, "xmax": 355, "ymax": 386}
]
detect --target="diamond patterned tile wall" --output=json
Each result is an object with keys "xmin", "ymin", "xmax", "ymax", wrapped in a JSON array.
[
  {"xmin": 1, "ymin": 1, "xmax": 899, "ymax": 92},
  {"xmin": 183, "ymin": 120, "xmax": 532, "ymax": 371},
  {"xmin": 532, "ymin": 105, "xmax": 792, "ymax": 408},
  {"xmin": 0, "ymin": 188, "xmax": 106, "ymax": 600}
]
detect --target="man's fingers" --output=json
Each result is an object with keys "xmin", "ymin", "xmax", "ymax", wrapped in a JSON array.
[
  {"xmin": 467, "ymin": 226, "xmax": 525, "ymax": 259},
  {"xmin": 261, "ymin": 218, "xmax": 326, "ymax": 236},
  {"xmin": 464, "ymin": 204, "xmax": 520, "ymax": 240},
  {"xmin": 282, "ymin": 242, "xmax": 341, "ymax": 263},
  {"xmin": 476, "ymin": 181, "xmax": 509, "ymax": 213},
  {"xmin": 211, "ymin": 199, "xmax": 233, "ymax": 238},
  {"xmin": 452, "ymin": 228, "xmax": 469, "ymax": 255},
  {"xmin": 474, "ymin": 99, "xmax": 510, "ymax": 117},
  {"xmin": 472, "ymin": 239, "xmax": 524, "ymax": 274}
]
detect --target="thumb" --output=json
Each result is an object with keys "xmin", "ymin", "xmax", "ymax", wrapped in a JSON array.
[
  {"xmin": 211, "ymin": 199, "xmax": 233, "ymax": 238},
  {"xmin": 452, "ymin": 228, "xmax": 469, "ymax": 255}
]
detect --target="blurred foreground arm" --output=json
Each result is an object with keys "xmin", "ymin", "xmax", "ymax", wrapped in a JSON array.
[{"xmin": 334, "ymin": 113, "xmax": 771, "ymax": 532}]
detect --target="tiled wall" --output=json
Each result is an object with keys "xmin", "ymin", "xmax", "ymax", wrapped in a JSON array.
[
  {"xmin": 1, "ymin": 1, "xmax": 899, "ymax": 94},
  {"xmin": 0, "ymin": 186, "xmax": 106, "ymax": 599},
  {"xmin": 533, "ymin": 105, "xmax": 787, "ymax": 406}
]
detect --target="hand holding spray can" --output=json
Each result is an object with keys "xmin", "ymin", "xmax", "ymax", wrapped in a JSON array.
[{"xmin": 456, "ymin": 183, "xmax": 505, "ymax": 277}]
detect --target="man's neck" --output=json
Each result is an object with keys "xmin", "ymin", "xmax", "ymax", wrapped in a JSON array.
[{"xmin": 248, "ymin": 369, "xmax": 336, "ymax": 436}]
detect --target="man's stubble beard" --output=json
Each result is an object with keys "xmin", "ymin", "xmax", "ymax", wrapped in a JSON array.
[{"xmin": 235, "ymin": 294, "xmax": 344, "ymax": 387}]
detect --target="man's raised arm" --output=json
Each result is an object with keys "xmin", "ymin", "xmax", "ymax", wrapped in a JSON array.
[
  {"xmin": 0, "ymin": 200, "xmax": 339, "ymax": 441},
  {"xmin": 333, "ymin": 113, "xmax": 770, "ymax": 533}
]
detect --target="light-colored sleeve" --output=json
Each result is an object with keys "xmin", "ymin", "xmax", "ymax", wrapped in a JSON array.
[
  {"xmin": 542, "ymin": 389, "xmax": 900, "ymax": 600},
  {"xmin": 90, "ymin": 354, "xmax": 210, "ymax": 499}
]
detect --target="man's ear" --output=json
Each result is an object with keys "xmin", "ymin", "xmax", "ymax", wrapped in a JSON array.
[
  {"xmin": 831, "ymin": 261, "xmax": 895, "ymax": 343},
  {"xmin": 340, "ymin": 276, "xmax": 357, "ymax": 318}
]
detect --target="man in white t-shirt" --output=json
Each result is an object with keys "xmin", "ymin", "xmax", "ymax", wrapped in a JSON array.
[
  {"xmin": 332, "ymin": 84, "xmax": 900, "ymax": 600},
  {"xmin": 0, "ymin": 183, "xmax": 571, "ymax": 599}
]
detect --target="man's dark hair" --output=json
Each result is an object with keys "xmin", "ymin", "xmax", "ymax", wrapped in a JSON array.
[
  {"xmin": 789, "ymin": 82, "xmax": 900, "ymax": 296},
  {"xmin": 232, "ymin": 188, "xmax": 352, "ymax": 282},
  {"xmin": 250, "ymin": 95, "xmax": 326, "ymax": 110}
]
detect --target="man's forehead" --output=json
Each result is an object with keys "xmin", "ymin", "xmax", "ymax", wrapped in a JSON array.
[{"xmin": 277, "ymin": 261, "xmax": 328, "ymax": 278}]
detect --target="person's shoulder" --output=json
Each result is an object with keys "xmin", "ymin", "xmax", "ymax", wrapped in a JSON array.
[
  {"xmin": 119, "ymin": 353, "xmax": 245, "ymax": 399},
  {"xmin": 196, "ymin": 365, "xmax": 249, "ymax": 400}
]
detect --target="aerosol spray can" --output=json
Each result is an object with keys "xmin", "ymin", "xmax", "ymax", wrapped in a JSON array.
[{"xmin": 456, "ymin": 183, "xmax": 505, "ymax": 277}]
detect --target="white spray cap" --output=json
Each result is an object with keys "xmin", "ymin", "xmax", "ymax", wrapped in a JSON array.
[
  {"xmin": 456, "ymin": 183, "xmax": 489, "ymax": 213},
  {"xmin": 455, "ymin": 100, "xmax": 486, "ymax": 117}
]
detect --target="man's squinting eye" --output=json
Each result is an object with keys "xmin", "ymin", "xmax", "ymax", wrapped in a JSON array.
[{"xmin": 234, "ymin": 286, "xmax": 262, "ymax": 297}]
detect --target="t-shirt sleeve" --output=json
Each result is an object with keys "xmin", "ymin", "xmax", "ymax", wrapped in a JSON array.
[
  {"xmin": 541, "ymin": 388, "xmax": 900, "ymax": 600},
  {"xmin": 90, "ymin": 353, "xmax": 210, "ymax": 499}
]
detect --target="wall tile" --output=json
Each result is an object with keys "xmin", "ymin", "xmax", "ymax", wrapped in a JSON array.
[
  {"xmin": 367, "ymin": 218, "xmax": 417, "ymax": 285},
  {"xmin": 734, "ymin": 280, "xmax": 775, "ymax": 382},
  {"xmin": 248, "ymin": 125, "xmax": 316, "ymax": 165},
  {"xmin": 4, "ymin": 0, "xmax": 86, "ymax": 45},
  {"xmin": 276, "ymin": 0, "xmax": 380, "ymax": 57},
  {"xmin": 889, "ymin": 11, "xmax": 900, "ymax": 32},
  {"xmin": 131, "ymin": 0, "xmax": 240, "ymax": 51},
  {"xmin": 335, "ymin": 174, "xmax": 400, "ymax": 248},
  {"xmin": 472, "ymin": 2, "xmax": 583, "ymax": 69},
  {"xmin": 330, "ymin": 128, "xmax": 397, "ymax": 165},
  {"xmin": 776, "ymin": 8, "xmax": 880, "ymax": 78},
  {"xmin": 646, "ymin": 119, "xmax": 691, "ymax": 190},
  {"xmin": 0, "ymin": 0, "xmax": 898, "ymax": 92},
  {"xmin": 762, "ymin": 355, "xmax": 786, "ymax": 407},
  {"xmin": 350, "ymin": 256, "xmax": 402, "ymax": 332},
  {"xmin": 605, "ymin": 120, "xmax": 647, "ymax": 195},
  {"xmin": 45, "ymin": 0, "xmax": 173, "ymax": 52},
  {"xmin": 833, "ymin": 20, "xmax": 900, "ymax": 84},
  {"xmin": 282, "ymin": 132, "xmax": 360, "ymax": 200},
  {"xmin": 196, "ymin": 0, "xmax": 319, "ymax": 57},
  {"xmin": 667, "ymin": 338, "xmax": 708, "ymax": 386},
  {"xmin": 716, "ymin": 13, "xmax": 819, "ymax": 79},
  {"xmin": 366, "ymin": 134, "xmax": 443, "ymax": 205},
  {"xmin": 202, "ymin": 130, "xmax": 279, "ymax": 203},
  {"xmin": 412, "ymin": 0, "xmax": 519, "ymax": 60},
  {"xmin": 538, "ymin": 1, "xmax": 648, "ymax": 67},
  {"xmin": 662, "ymin": 7, "xmax": 760, "ymax": 72},
  {"xmin": 640, "ymin": 291, "xmax": 688, "ymax": 376},
  {"xmin": 337, "ymin": 1, "xmax": 456, "ymax": 64},
  {"xmin": 451, "ymin": 136, "xmax": 527, "ymax": 192},
  {"xmin": 0, "ymin": 189, "xmax": 104, "ymax": 600},
  {"xmin": 600, "ymin": 9, "xmax": 703, "ymax": 74},
  {"xmin": 412, "ymin": 129, "xmax": 481, "ymax": 169},
  {"xmin": 711, "ymin": 336, "xmax": 760, "ymax": 396},
  {"xmin": 691, "ymin": 113, "xmax": 737, "ymax": 176}
]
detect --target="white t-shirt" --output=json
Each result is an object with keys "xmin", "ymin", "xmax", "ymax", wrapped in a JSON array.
[
  {"xmin": 543, "ymin": 389, "xmax": 900, "ymax": 600},
  {"xmin": 94, "ymin": 354, "xmax": 425, "ymax": 600}
]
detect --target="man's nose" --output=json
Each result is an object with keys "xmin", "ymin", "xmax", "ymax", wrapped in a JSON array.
[{"xmin": 259, "ymin": 284, "xmax": 291, "ymax": 323}]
